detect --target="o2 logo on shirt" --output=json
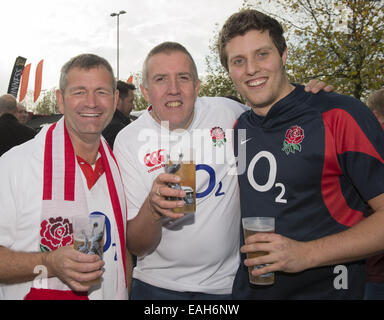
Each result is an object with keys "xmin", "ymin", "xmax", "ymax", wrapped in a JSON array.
[
  {"xmin": 195, "ymin": 164, "xmax": 225, "ymax": 198},
  {"xmin": 247, "ymin": 151, "xmax": 287, "ymax": 204}
]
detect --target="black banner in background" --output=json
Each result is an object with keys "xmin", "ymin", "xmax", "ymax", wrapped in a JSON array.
[{"xmin": 7, "ymin": 56, "xmax": 27, "ymax": 98}]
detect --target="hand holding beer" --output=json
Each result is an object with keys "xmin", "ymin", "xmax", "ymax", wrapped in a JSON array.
[
  {"xmin": 73, "ymin": 215, "xmax": 105, "ymax": 287},
  {"xmin": 148, "ymin": 150, "xmax": 196, "ymax": 220},
  {"xmin": 43, "ymin": 245, "xmax": 104, "ymax": 292},
  {"xmin": 148, "ymin": 173, "xmax": 187, "ymax": 219},
  {"xmin": 241, "ymin": 221, "xmax": 313, "ymax": 280}
]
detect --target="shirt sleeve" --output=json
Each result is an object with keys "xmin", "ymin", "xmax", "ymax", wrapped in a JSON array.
[
  {"xmin": 0, "ymin": 153, "xmax": 18, "ymax": 248},
  {"xmin": 323, "ymin": 99, "xmax": 384, "ymax": 202}
]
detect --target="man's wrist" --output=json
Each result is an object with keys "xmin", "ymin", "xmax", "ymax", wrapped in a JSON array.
[
  {"xmin": 146, "ymin": 197, "xmax": 163, "ymax": 222},
  {"xmin": 41, "ymin": 251, "xmax": 54, "ymax": 278}
]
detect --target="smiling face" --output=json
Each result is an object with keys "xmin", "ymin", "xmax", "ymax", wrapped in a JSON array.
[
  {"xmin": 140, "ymin": 50, "xmax": 200, "ymax": 131},
  {"xmin": 56, "ymin": 66, "xmax": 118, "ymax": 144},
  {"xmin": 226, "ymin": 29, "xmax": 293, "ymax": 116}
]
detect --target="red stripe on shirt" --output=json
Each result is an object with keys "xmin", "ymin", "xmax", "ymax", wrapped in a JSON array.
[
  {"xmin": 324, "ymin": 109, "xmax": 384, "ymax": 163},
  {"xmin": 320, "ymin": 109, "xmax": 379, "ymax": 227},
  {"xmin": 99, "ymin": 142, "xmax": 127, "ymax": 286},
  {"xmin": 103, "ymin": 140, "xmax": 128, "ymax": 220}
]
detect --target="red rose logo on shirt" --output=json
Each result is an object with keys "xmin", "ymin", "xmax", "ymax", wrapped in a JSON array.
[
  {"xmin": 210, "ymin": 126, "xmax": 226, "ymax": 147},
  {"xmin": 282, "ymin": 125, "xmax": 305, "ymax": 155},
  {"xmin": 40, "ymin": 217, "xmax": 73, "ymax": 252}
]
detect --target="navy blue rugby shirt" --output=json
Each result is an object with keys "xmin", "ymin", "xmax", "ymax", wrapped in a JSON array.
[{"xmin": 232, "ymin": 84, "xmax": 384, "ymax": 299}]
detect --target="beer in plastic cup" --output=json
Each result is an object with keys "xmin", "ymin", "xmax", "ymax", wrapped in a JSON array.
[
  {"xmin": 73, "ymin": 214, "xmax": 105, "ymax": 286},
  {"xmin": 165, "ymin": 150, "xmax": 196, "ymax": 213},
  {"xmin": 242, "ymin": 217, "xmax": 275, "ymax": 285}
]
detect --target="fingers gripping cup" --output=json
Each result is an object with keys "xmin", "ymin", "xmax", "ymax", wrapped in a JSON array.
[
  {"xmin": 165, "ymin": 150, "xmax": 196, "ymax": 214},
  {"xmin": 242, "ymin": 217, "xmax": 275, "ymax": 285}
]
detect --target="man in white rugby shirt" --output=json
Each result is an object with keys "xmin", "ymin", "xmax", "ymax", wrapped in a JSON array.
[
  {"xmin": 114, "ymin": 41, "xmax": 330, "ymax": 299},
  {"xmin": 0, "ymin": 54, "xmax": 128, "ymax": 300}
]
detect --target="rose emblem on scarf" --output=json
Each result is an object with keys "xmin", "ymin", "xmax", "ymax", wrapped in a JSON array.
[
  {"xmin": 282, "ymin": 125, "xmax": 305, "ymax": 155},
  {"xmin": 210, "ymin": 126, "xmax": 227, "ymax": 147},
  {"xmin": 40, "ymin": 217, "xmax": 73, "ymax": 252}
]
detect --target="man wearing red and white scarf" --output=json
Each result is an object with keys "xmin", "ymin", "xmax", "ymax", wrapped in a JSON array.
[{"xmin": 0, "ymin": 54, "xmax": 128, "ymax": 300}]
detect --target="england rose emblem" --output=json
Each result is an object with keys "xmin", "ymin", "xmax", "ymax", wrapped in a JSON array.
[
  {"xmin": 40, "ymin": 217, "xmax": 73, "ymax": 252},
  {"xmin": 282, "ymin": 125, "xmax": 305, "ymax": 155},
  {"xmin": 210, "ymin": 126, "xmax": 226, "ymax": 147}
]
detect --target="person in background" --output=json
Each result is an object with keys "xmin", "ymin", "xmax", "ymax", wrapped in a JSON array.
[
  {"xmin": 0, "ymin": 94, "xmax": 36, "ymax": 156},
  {"xmin": 367, "ymin": 88, "xmax": 384, "ymax": 129},
  {"xmin": 365, "ymin": 88, "xmax": 384, "ymax": 299},
  {"xmin": 218, "ymin": 9, "xmax": 384, "ymax": 299},
  {"xmin": 15, "ymin": 103, "xmax": 29, "ymax": 125},
  {"xmin": 103, "ymin": 80, "xmax": 135, "ymax": 148}
]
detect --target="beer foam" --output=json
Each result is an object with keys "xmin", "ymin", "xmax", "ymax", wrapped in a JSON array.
[
  {"xmin": 243, "ymin": 218, "xmax": 275, "ymax": 232},
  {"xmin": 245, "ymin": 224, "xmax": 274, "ymax": 232}
]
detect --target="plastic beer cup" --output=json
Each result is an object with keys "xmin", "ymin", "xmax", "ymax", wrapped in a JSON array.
[
  {"xmin": 242, "ymin": 217, "xmax": 275, "ymax": 285},
  {"xmin": 165, "ymin": 149, "xmax": 196, "ymax": 213},
  {"xmin": 73, "ymin": 214, "xmax": 105, "ymax": 286}
]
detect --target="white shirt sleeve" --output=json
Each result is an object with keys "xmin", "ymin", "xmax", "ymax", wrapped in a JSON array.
[
  {"xmin": 0, "ymin": 153, "xmax": 18, "ymax": 248},
  {"xmin": 114, "ymin": 132, "xmax": 148, "ymax": 220}
]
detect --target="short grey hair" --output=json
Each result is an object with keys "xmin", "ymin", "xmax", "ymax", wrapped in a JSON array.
[
  {"xmin": 59, "ymin": 53, "xmax": 116, "ymax": 93},
  {"xmin": 142, "ymin": 42, "xmax": 199, "ymax": 87}
]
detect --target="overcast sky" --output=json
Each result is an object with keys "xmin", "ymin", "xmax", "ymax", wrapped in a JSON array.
[{"xmin": 1, "ymin": 0, "xmax": 246, "ymax": 104}]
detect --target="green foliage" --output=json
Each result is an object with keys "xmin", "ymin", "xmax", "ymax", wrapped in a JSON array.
[
  {"xmin": 199, "ymin": 71, "xmax": 241, "ymax": 100},
  {"xmin": 200, "ymin": 23, "xmax": 243, "ymax": 101},
  {"xmin": 33, "ymin": 88, "xmax": 59, "ymax": 115},
  {"xmin": 133, "ymin": 93, "xmax": 149, "ymax": 111},
  {"xmin": 125, "ymin": 72, "xmax": 149, "ymax": 111}
]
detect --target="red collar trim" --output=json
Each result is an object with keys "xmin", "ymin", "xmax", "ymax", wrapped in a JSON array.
[{"xmin": 76, "ymin": 156, "xmax": 105, "ymax": 190}]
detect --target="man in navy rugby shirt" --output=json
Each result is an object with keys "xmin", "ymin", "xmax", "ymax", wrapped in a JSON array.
[{"xmin": 218, "ymin": 10, "xmax": 384, "ymax": 299}]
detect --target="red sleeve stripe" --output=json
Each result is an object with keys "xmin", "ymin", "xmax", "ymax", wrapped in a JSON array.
[
  {"xmin": 321, "ymin": 163, "xmax": 364, "ymax": 227},
  {"xmin": 323, "ymin": 109, "xmax": 384, "ymax": 164},
  {"xmin": 320, "ymin": 108, "xmax": 380, "ymax": 227}
]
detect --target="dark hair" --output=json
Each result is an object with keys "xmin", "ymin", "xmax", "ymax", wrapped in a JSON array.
[
  {"xmin": 117, "ymin": 80, "xmax": 136, "ymax": 99},
  {"xmin": 142, "ymin": 41, "xmax": 199, "ymax": 87},
  {"xmin": 59, "ymin": 53, "xmax": 116, "ymax": 92},
  {"xmin": 218, "ymin": 9, "xmax": 287, "ymax": 71}
]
